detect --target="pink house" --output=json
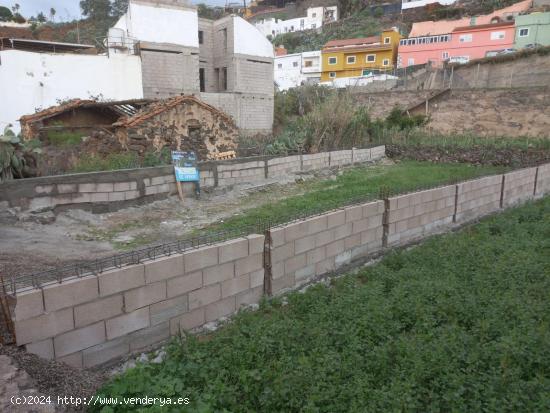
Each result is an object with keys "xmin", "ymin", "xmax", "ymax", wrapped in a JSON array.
[
  {"xmin": 397, "ymin": 0, "xmax": 532, "ymax": 67},
  {"xmin": 398, "ymin": 21, "xmax": 516, "ymax": 67}
]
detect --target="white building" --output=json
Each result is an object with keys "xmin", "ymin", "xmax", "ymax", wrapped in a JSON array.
[
  {"xmin": 0, "ymin": 39, "xmax": 143, "ymax": 134},
  {"xmin": 401, "ymin": 0, "xmax": 457, "ymax": 10},
  {"xmin": 255, "ymin": 6, "xmax": 338, "ymax": 38},
  {"xmin": 274, "ymin": 50, "xmax": 322, "ymax": 90}
]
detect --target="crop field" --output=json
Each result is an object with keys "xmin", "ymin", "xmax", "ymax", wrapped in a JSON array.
[{"xmin": 93, "ymin": 196, "xmax": 550, "ymax": 412}]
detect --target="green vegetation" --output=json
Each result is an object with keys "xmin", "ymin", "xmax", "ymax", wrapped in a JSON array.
[
  {"xmin": 272, "ymin": 9, "xmax": 381, "ymax": 54},
  {"xmin": 46, "ymin": 129, "xmax": 84, "ymax": 147},
  {"xmin": 94, "ymin": 196, "xmax": 550, "ymax": 412},
  {"xmin": 70, "ymin": 149, "xmax": 170, "ymax": 173},
  {"xmin": 200, "ymin": 161, "xmax": 507, "ymax": 235}
]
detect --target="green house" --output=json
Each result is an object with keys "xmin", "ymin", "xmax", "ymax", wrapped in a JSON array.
[{"xmin": 515, "ymin": 12, "xmax": 550, "ymax": 49}]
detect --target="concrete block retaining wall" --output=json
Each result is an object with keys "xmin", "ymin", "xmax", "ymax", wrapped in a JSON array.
[
  {"xmin": 13, "ymin": 235, "xmax": 265, "ymax": 368},
  {"xmin": 0, "ymin": 146, "xmax": 385, "ymax": 213},
  {"xmin": 10, "ymin": 163, "xmax": 550, "ymax": 368}
]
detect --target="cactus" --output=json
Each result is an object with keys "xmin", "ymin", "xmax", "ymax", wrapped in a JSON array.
[{"xmin": 0, "ymin": 126, "xmax": 37, "ymax": 183}]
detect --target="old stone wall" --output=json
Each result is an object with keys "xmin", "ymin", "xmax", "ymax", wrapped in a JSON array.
[
  {"xmin": 0, "ymin": 147, "xmax": 384, "ymax": 213},
  {"xmin": 9, "ymin": 162, "xmax": 550, "ymax": 368}
]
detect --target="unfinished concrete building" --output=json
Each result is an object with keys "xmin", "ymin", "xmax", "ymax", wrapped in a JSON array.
[{"xmin": 109, "ymin": 0, "xmax": 274, "ymax": 134}]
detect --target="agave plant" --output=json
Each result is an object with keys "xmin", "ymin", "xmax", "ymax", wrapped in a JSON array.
[{"xmin": 0, "ymin": 125, "xmax": 36, "ymax": 183}]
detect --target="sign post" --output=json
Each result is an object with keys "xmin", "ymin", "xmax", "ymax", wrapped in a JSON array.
[{"xmin": 171, "ymin": 151, "xmax": 200, "ymax": 203}]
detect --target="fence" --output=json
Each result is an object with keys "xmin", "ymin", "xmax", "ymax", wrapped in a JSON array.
[
  {"xmin": 0, "ymin": 146, "xmax": 385, "ymax": 213},
  {"xmin": 3, "ymin": 162, "xmax": 549, "ymax": 367}
]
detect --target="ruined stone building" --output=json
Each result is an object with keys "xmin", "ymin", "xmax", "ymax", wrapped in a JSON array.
[{"xmin": 109, "ymin": 0, "xmax": 274, "ymax": 134}]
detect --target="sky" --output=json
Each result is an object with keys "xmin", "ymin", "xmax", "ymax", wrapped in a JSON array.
[{"xmin": 0, "ymin": 0, "xmax": 228, "ymax": 21}]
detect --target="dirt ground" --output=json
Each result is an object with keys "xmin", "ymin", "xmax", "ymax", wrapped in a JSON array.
[{"xmin": 0, "ymin": 169, "xmax": 338, "ymax": 280}]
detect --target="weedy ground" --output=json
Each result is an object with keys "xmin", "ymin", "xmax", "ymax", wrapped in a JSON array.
[{"xmin": 92, "ymin": 196, "xmax": 550, "ymax": 413}]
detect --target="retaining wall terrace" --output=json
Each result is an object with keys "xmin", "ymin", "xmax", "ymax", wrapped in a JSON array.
[
  {"xmin": 0, "ymin": 147, "xmax": 382, "ymax": 213},
  {"xmin": 9, "ymin": 163, "xmax": 550, "ymax": 368}
]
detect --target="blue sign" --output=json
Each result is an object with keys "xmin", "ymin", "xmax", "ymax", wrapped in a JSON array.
[{"xmin": 172, "ymin": 151, "xmax": 200, "ymax": 182}]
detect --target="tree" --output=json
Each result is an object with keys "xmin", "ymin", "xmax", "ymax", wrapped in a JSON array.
[
  {"xmin": 37, "ymin": 12, "xmax": 46, "ymax": 23},
  {"xmin": 50, "ymin": 7, "xmax": 56, "ymax": 21},
  {"xmin": 0, "ymin": 6, "xmax": 13, "ymax": 22},
  {"xmin": 12, "ymin": 12, "xmax": 25, "ymax": 23},
  {"xmin": 111, "ymin": 0, "xmax": 128, "ymax": 18},
  {"xmin": 80, "ymin": 0, "xmax": 111, "ymax": 20},
  {"xmin": 11, "ymin": 3, "xmax": 20, "ymax": 14}
]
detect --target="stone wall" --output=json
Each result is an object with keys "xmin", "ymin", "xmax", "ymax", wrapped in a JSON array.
[
  {"xmin": 9, "ymin": 162, "xmax": 550, "ymax": 368},
  {"xmin": 0, "ymin": 147, "xmax": 383, "ymax": 213}
]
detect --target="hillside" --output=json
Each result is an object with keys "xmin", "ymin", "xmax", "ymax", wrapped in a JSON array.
[{"xmin": 271, "ymin": 0, "xmax": 532, "ymax": 53}]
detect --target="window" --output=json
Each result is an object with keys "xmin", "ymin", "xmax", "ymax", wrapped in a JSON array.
[
  {"xmin": 366, "ymin": 54, "xmax": 376, "ymax": 63},
  {"xmin": 329, "ymin": 72, "xmax": 336, "ymax": 78},
  {"xmin": 222, "ymin": 28, "xmax": 227, "ymax": 49},
  {"xmin": 198, "ymin": 30, "xmax": 203, "ymax": 44},
  {"xmin": 277, "ymin": 63, "xmax": 282, "ymax": 69},
  {"xmin": 384, "ymin": 37, "xmax": 391, "ymax": 44},
  {"xmin": 199, "ymin": 68, "xmax": 205, "ymax": 92},
  {"xmin": 442, "ymin": 51, "xmax": 449, "ymax": 59},
  {"xmin": 311, "ymin": 23, "xmax": 316, "ymax": 29},
  {"xmin": 304, "ymin": 60, "xmax": 313, "ymax": 67},
  {"xmin": 362, "ymin": 69, "xmax": 372, "ymax": 76},
  {"xmin": 491, "ymin": 31, "xmax": 505, "ymax": 40},
  {"xmin": 382, "ymin": 59, "xmax": 390, "ymax": 66},
  {"xmin": 519, "ymin": 28, "xmax": 529, "ymax": 37},
  {"xmin": 312, "ymin": 12, "xmax": 316, "ymax": 17},
  {"xmin": 293, "ymin": 61, "xmax": 298, "ymax": 67},
  {"xmin": 408, "ymin": 58, "xmax": 415, "ymax": 66},
  {"xmin": 347, "ymin": 56, "xmax": 356, "ymax": 64},
  {"xmin": 328, "ymin": 56, "xmax": 337, "ymax": 65},
  {"xmin": 222, "ymin": 67, "xmax": 227, "ymax": 91},
  {"xmin": 459, "ymin": 34, "xmax": 473, "ymax": 43}
]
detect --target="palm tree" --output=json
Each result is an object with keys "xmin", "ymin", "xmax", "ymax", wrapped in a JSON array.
[{"xmin": 50, "ymin": 7, "xmax": 56, "ymax": 22}]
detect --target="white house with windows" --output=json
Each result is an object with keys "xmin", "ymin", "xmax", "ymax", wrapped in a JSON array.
[
  {"xmin": 254, "ymin": 6, "xmax": 338, "ymax": 38},
  {"xmin": 401, "ymin": 0, "xmax": 457, "ymax": 10},
  {"xmin": 274, "ymin": 50, "xmax": 322, "ymax": 90}
]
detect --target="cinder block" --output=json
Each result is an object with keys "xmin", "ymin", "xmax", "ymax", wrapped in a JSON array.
[
  {"xmin": 167, "ymin": 272, "xmax": 202, "ymax": 298},
  {"xmin": 315, "ymin": 229, "xmax": 335, "ymax": 247},
  {"xmin": 221, "ymin": 274, "xmax": 250, "ymax": 298},
  {"xmin": 235, "ymin": 253, "xmax": 263, "ymax": 276},
  {"xmin": 333, "ymin": 223, "xmax": 353, "ymax": 240},
  {"xmin": 315, "ymin": 257, "xmax": 335, "ymax": 276},
  {"xmin": 124, "ymin": 282, "xmax": 166, "ymax": 312},
  {"xmin": 326, "ymin": 210, "xmax": 346, "ymax": 228},
  {"xmin": 285, "ymin": 253, "xmax": 306, "ymax": 274},
  {"xmin": 26, "ymin": 338, "xmax": 54, "ymax": 360},
  {"xmin": 54, "ymin": 322, "xmax": 106, "ymax": 357},
  {"xmin": 295, "ymin": 235, "xmax": 316, "ymax": 255},
  {"xmin": 271, "ymin": 273, "xmax": 295, "ymax": 294},
  {"xmin": 114, "ymin": 182, "xmax": 132, "ymax": 192},
  {"xmin": 14, "ymin": 288, "xmax": 44, "ymax": 321},
  {"xmin": 108, "ymin": 192, "xmax": 125, "ymax": 202},
  {"xmin": 203, "ymin": 262, "xmax": 234, "ymax": 285},
  {"xmin": 295, "ymin": 265, "xmax": 315, "ymax": 281},
  {"xmin": 345, "ymin": 205, "xmax": 363, "ymax": 222},
  {"xmin": 184, "ymin": 245, "xmax": 219, "ymax": 273},
  {"xmin": 98, "ymin": 265, "xmax": 145, "ymax": 297},
  {"xmin": 150, "ymin": 295, "xmax": 188, "ymax": 326},
  {"xmin": 363, "ymin": 200, "xmax": 385, "ymax": 217},
  {"xmin": 247, "ymin": 234, "xmax": 265, "ymax": 255},
  {"xmin": 144, "ymin": 254, "xmax": 184, "ymax": 284},
  {"xmin": 129, "ymin": 321, "xmax": 170, "ymax": 351},
  {"xmin": 74, "ymin": 294, "xmax": 123, "ymax": 328},
  {"xmin": 35, "ymin": 184, "xmax": 54, "ymax": 194},
  {"xmin": 188, "ymin": 284, "xmax": 221, "ymax": 310},
  {"xmin": 106, "ymin": 307, "xmax": 150, "ymax": 340},
  {"xmin": 205, "ymin": 296, "xmax": 236, "ymax": 322},
  {"xmin": 82, "ymin": 336, "xmax": 130, "ymax": 368},
  {"xmin": 58, "ymin": 184, "xmax": 77, "ymax": 194},
  {"xmin": 306, "ymin": 216, "xmax": 328, "ymax": 235},
  {"xmin": 90, "ymin": 193, "xmax": 109, "ymax": 203},
  {"xmin": 218, "ymin": 238, "xmax": 249, "ymax": 264},
  {"xmin": 250, "ymin": 269, "xmax": 264, "ymax": 289},
  {"xmin": 306, "ymin": 247, "xmax": 326, "ymax": 266},
  {"xmin": 43, "ymin": 276, "xmax": 98, "ymax": 312},
  {"xmin": 169, "ymin": 308, "xmax": 205, "ymax": 334},
  {"xmin": 14, "ymin": 308, "xmax": 74, "ymax": 345},
  {"xmin": 284, "ymin": 221, "xmax": 308, "ymax": 242},
  {"xmin": 57, "ymin": 352, "xmax": 83, "ymax": 369},
  {"xmin": 272, "ymin": 242, "xmax": 294, "ymax": 263},
  {"xmin": 236, "ymin": 287, "xmax": 263, "ymax": 308},
  {"xmin": 326, "ymin": 239, "xmax": 345, "ymax": 258},
  {"xmin": 96, "ymin": 183, "xmax": 114, "ymax": 192}
]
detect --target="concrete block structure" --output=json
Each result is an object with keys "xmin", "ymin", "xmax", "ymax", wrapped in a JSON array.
[
  {"xmin": 8, "ymin": 162, "xmax": 550, "ymax": 368},
  {"xmin": 386, "ymin": 185, "xmax": 456, "ymax": 246},
  {"xmin": 455, "ymin": 175, "xmax": 503, "ymax": 222},
  {"xmin": 502, "ymin": 167, "xmax": 537, "ymax": 207},
  {"xmin": 0, "ymin": 146, "xmax": 386, "ymax": 213},
  {"xmin": 110, "ymin": 0, "xmax": 275, "ymax": 134}
]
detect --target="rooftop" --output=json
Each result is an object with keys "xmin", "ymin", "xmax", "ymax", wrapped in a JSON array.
[{"xmin": 0, "ymin": 38, "xmax": 95, "ymax": 53}]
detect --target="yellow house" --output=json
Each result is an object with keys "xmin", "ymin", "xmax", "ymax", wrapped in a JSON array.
[{"xmin": 321, "ymin": 28, "xmax": 402, "ymax": 82}]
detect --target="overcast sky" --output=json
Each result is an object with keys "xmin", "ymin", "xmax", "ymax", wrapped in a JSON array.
[{"xmin": 0, "ymin": 0, "xmax": 228, "ymax": 21}]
